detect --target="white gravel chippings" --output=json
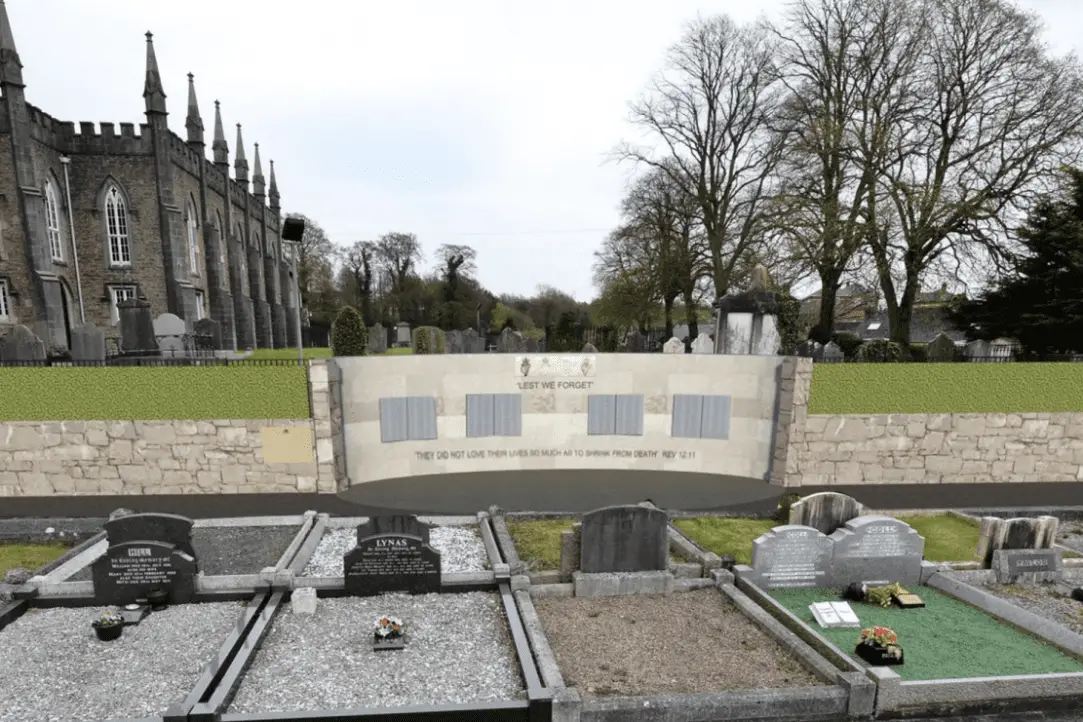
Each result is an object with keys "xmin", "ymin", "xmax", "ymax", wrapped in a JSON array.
[
  {"xmin": 302, "ymin": 525, "xmax": 489, "ymax": 577},
  {"xmin": 226, "ymin": 592, "xmax": 526, "ymax": 714},
  {"xmin": 0, "ymin": 602, "xmax": 244, "ymax": 722}
]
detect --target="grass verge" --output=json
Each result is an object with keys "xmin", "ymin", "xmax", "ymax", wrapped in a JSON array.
[
  {"xmin": 673, "ymin": 517, "xmax": 778, "ymax": 565},
  {"xmin": 897, "ymin": 514, "xmax": 980, "ymax": 562},
  {"xmin": 771, "ymin": 586, "xmax": 1083, "ymax": 680},
  {"xmin": 506, "ymin": 519, "xmax": 573, "ymax": 570},
  {"xmin": 248, "ymin": 347, "xmax": 414, "ymax": 360},
  {"xmin": 0, "ymin": 542, "xmax": 71, "ymax": 577}
]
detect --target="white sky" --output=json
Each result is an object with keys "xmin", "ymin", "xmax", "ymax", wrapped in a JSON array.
[{"xmin": 9, "ymin": 0, "xmax": 1079, "ymax": 301}]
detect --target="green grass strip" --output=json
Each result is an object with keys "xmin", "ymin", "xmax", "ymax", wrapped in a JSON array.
[
  {"xmin": 808, "ymin": 363, "xmax": 1083, "ymax": 414},
  {"xmin": 771, "ymin": 586, "xmax": 1083, "ymax": 680},
  {"xmin": 0, "ymin": 542, "xmax": 71, "ymax": 576},
  {"xmin": 0, "ymin": 365, "xmax": 311, "ymax": 421}
]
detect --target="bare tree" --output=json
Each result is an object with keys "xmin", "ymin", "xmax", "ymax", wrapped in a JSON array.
[
  {"xmin": 867, "ymin": 0, "xmax": 1083, "ymax": 345},
  {"xmin": 340, "ymin": 240, "xmax": 377, "ymax": 323},
  {"xmin": 375, "ymin": 232, "xmax": 423, "ymax": 295},
  {"xmin": 434, "ymin": 243, "xmax": 478, "ymax": 299},
  {"xmin": 616, "ymin": 15, "xmax": 785, "ymax": 300}
]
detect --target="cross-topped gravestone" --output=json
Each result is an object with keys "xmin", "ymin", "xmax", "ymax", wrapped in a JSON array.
[
  {"xmin": 747, "ymin": 525, "xmax": 834, "ymax": 589},
  {"xmin": 579, "ymin": 504, "xmax": 669, "ymax": 573},
  {"xmin": 91, "ymin": 512, "xmax": 199, "ymax": 604},
  {"xmin": 344, "ymin": 517, "xmax": 441, "ymax": 596}
]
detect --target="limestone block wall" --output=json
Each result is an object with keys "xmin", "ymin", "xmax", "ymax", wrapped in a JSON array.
[{"xmin": 0, "ymin": 360, "xmax": 336, "ymax": 497}]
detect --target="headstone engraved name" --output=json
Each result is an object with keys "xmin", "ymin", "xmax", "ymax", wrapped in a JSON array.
[
  {"xmin": 829, "ymin": 516, "xmax": 925, "ymax": 587},
  {"xmin": 343, "ymin": 530, "xmax": 441, "ymax": 596},
  {"xmin": 748, "ymin": 525, "xmax": 833, "ymax": 589},
  {"xmin": 992, "ymin": 548, "xmax": 1062, "ymax": 584},
  {"xmin": 91, "ymin": 512, "xmax": 199, "ymax": 604}
]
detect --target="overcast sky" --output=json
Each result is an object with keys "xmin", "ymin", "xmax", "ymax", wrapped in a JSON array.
[{"xmin": 8, "ymin": 0, "xmax": 1079, "ymax": 301}]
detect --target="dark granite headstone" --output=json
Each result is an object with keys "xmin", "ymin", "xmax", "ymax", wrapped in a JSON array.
[
  {"xmin": 343, "ymin": 533, "xmax": 441, "ymax": 595},
  {"xmin": 0, "ymin": 324, "xmax": 46, "ymax": 362},
  {"xmin": 117, "ymin": 296, "xmax": 156, "ymax": 354},
  {"xmin": 992, "ymin": 548, "xmax": 1062, "ymax": 584},
  {"xmin": 463, "ymin": 328, "xmax": 484, "ymax": 353},
  {"xmin": 193, "ymin": 318, "xmax": 223, "ymax": 350},
  {"xmin": 747, "ymin": 525, "xmax": 834, "ymax": 589},
  {"xmin": 829, "ymin": 516, "xmax": 925, "ymax": 587},
  {"xmin": 70, "ymin": 324, "xmax": 107, "ymax": 362},
  {"xmin": 579, "ymin": 505, "xmax": 668, "ymax": 573},
  {"xmin": 91, "ymin": 540, "xmax": 198, "ymax": 605},
  {"xmin": 788, "ymin": 492, "xmax": 868, "ymax": 536},
  {"xmin": 978, "ymin": 515, "xmax": 1059, "ymax": 567},
  {"xmin": 356, "ymin": 515, "xmax": 432, "ymax": 545},
  {"xmin": 104, "ymin": 512, "xmax": 196, "ymax": 558}
]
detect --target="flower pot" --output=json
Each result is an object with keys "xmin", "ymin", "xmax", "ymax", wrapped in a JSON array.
[
  {"xmin": 93, "ymin": 623, "xmax": 123, "ymax": 642},
  {"xmin": 855, "ymin": 641, "xmax": 903, "ymax": 666},
  {"xmin": 373, "ymin": 635, "xmax": 405, "ymax": 651},
  {"xmin": 146, "ymin": 590, "xmax": 168, "ymax": 611}
]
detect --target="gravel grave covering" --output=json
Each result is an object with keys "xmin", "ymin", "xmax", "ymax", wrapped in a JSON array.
[
  {"xmin": 0, "ymin": 601, "xmax": 244, "ymax": 722},
  {"xmin": 67, "ymin": 525, "xmax": 300, "ymax": 581},
  {"xmin": 1058, "ymin": 521, "xmax": 1083, "ymax": 554},
  {"xmin": 226, "ymin": 592, "xmax": 524, "ymax": 714},
  {"xmin": 533, "ymin": 588, "xmax": 824, "ymax": 697},
  {"xmin": 301, "ymin": 525, "xmax": 488, "ymax": 577},
  {"xmin": 972, "ymin": 582, "xmax": 1083, "ymax": 635}
]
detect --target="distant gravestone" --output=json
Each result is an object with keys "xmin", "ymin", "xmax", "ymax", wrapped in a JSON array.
[
  {"xmin": 582, "ymin": 342, "xmax": 598, "ymax": 353},
  {"xmin": 524, "ymin": 337, "xmax": 539, "ymax": 353},
  {"xmin": 368, "ymin": 324, "xmax": 388, "ymax": 354},
  {"xmin": 978, "ymin": 516, "xmax": 1059, "ymax": 567},
  {"xmin": 579, "ymin": 505, "xmax": 669, "ymax": 573},
  {"xmin": 926, "ymin": 333, "xmax": 957, "ymax": 362},
  {"xmin": 463, "ymin": 328, "xmax": 484, "ymax": 353},
  {"xmin": 445, "ymin": 329, "xmax": 464, "ymax": 354},
  {"xmin": 822, "ymin": 341, "xmax": 844, "ymax": 361},
  {"xmin": 624, "ymin": 331, "xmax": 646, "ymax": 352},
  {"xmin": 193, "ymin": 317, "xmax": 223, "ymax": 350},
  {"xmin": 343, "ymin": 533, "xmax": 441, "ymax": 596},
  {"xmin": 0, "ymin": 324, "xmax": 46, "ymax": 362},
  {"xmin": 497, "ymin": 327, "xmax": 525, "ymax": 353},
  {"xmin": 829, "ymin": 516, "xmax": 925, "ymax": 587},
  {"xmin": 747, "ymin": 525, "xmax": 834, "ymax": 589},
  {"xmin": 691, "ymin": 332, "xmax": 713, "ymax": 354},
  {"xmin": 395, "ymin": 322, "xmax": 411, "ymax": 346},
  {"xmin": 70, "ymin": 324, "xmax": 107, "ymax": 362},
  {"xmin": 662, "ymin": 337, "xmax": 685, "ymax": 354},
  {"xmin": 964, "ymin": 339, "xmax": 991, "ymax": 360},
  {"xmin": 355, "ymin": 515, "xmax": 432, "ymax": 545},
  {"xmin": 154, "ymin": 313, "xmax": 187, "ymax": 358},
  {"xmin": 789, "ymin": 492, "xmax": 868, "ymax": 536},
  {"xmin": 992, "ymin": 549, "xmax": 1062, "ymax": 585},
  {"xmin": 91, "ymin": 512, "xmax": 199, "ymax": 605},
  {"xmin": 118, "ymin": 297, "xmax": 156, "ymax": 353}
]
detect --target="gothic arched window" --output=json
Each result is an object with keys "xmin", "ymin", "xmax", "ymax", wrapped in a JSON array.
[
  {"xmin": 186, "ymin": 199, "xmax": 200, "ymax": 275},
  {"xmin": 104, "ymin": 185, "xmax": 131, "ymax": 267},
  {"xmin": 44, "ymin": 180, "xmax": 63, "ymax": 262}
]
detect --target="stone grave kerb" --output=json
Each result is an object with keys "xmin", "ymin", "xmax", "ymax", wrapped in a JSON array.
[
  {"xmin": 742, "ymin": 524, "xmax": 834, "ymax": 590},
  {"xmin": 828, "ymin": 515, "xmax": 925, "ymax": 587}
]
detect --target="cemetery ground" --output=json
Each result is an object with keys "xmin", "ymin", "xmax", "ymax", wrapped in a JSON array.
[
  {"xmin": 0, "ymin": 540, "xmax": 70, "ymax": 576},
  {"xmin": 249, "ymin": 346, "xmax": 414, "ymax": 359},
  {"xmin": 771, "ymin": 585, "xmax": 1083, "ymax": 681},
  {"xmin": 532, "ymin": 587, "xmax": 825, "ymax": 697}
]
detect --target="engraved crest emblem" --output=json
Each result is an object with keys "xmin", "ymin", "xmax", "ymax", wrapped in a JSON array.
[
  {"xmin": 581, "ymin": 357, "xmax": 593, "ymax": 376},
  {"xmin": 520, "ymin": 358, "xmax": 531, "ymax": 377}
]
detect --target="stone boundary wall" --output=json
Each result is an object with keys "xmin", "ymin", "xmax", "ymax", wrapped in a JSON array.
[{"xmin": 0, "ymin": 361, "xmax": 336, "ymax": 497}]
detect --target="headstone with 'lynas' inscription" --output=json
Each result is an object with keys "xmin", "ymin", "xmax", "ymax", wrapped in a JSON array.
[
  {"xmin": 344, "ymin": 515, "xmax": 441, "ymax": 596},
  {"xmin": 91, "ymin": 512, "xmax": 199, "ymax": 605}
]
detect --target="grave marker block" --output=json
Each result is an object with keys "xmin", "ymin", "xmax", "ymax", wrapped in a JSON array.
[{"xmin": 829, "ymin": 516, "xmax": 925, "ymax": 587}]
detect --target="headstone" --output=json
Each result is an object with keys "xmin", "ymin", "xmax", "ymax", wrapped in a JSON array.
[
  {"xmin": 445, "ymin": 329, "xmax": 464, "ymax": 354},
  {"xmin": 70, "ymin": 324, "xmax": 107, "ymax": 362},
  {"xmin": 964, "ymin": 339, "xmax": 992, "ymax": 360},
  {"xmin": 343, "ymin": 533, "xmax": 441, "ymax": 596},
  {"xmin": 991, "ymin": 549, "xmax": 1062, "ymax": 585},
  {"xmin": 154, "ymin": 313, "xmax": 188, "ymax": 358},
  {"xmin": 829, "ymin": 516, "xmax": 925, "ymax": 587},
  {"xmin": 789, "ymin": 492, "xmax": 869, "ymax": 536},
  {"xmin": 118, "ymin": 297, "xmax": 156, "ymax": 354},
  {"xmin": 91, "ymin": 512, "xmax": 199, "ymax": 605},
  {"xmin": 463, "ymin": 328, "xmax": 485, "ymax": 353},
  {"xmin": 582, "ymin": 342, "xmax": 598, "ymax": 353},
  {"xmin": 497, "ymin": 327, "xmax": 526, "ymax": 353},
  {"xmin": 822, "ymin": 341, "xmax": 844, "ymax": 361},
  {"xmin": 662, "ymin": 337, "xmax": 685, "ymax": 354},
  {"xmin": 193, "ymin": 317, "xmax": 223, "ymax": 350},
  {"xmin": 623, "ymin": 331, "xmax": 646, "ymax": 352},
  {"xmin": 355, "ymin": 515, "xmax": 432, "ymax": 545},
  {"xmin": 396, "ymin": 322, "xmax": 411, "ymax": 346},
  {"xmin": 0, "ymin": 324, "xmax": 46, "ymax": 362},
  {"xmin": 926, "ymin": 332, "xmax": 957, "ymax": 362},
  {"xmin": 747, "ymin": 525, "xmax": 834, "ymax": 589},
  {"xmin": 291, "ymin": 586, "xmax": 318, "ymax": 614},
  {"xmin": 977, "ymin": 516, "xmax": 1059, "ymax": 567},
  {"xmin": 579, "ymin": 505, "xmax": 669, "ymax": 573},
  {"xmin": 524, "ymin": 337, "xmax": 539, "ymax": 353},
  {"xmin": 691, "ymin": 332, "xmax": 713, "ymax": 354},
  {"xmin": 368, "ymin": 324, "xmax": 388, "ymax": 354}
]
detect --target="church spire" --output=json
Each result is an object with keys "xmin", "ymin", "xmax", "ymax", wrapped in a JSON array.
[
  {"xmin": 0, "ymin": 0, "xmax": 22, "ymax": 86},
  {"xmin": 234, "ymin": 123, "xmax": 249, "ymax": 187},
  {"xmin": 269, "ymin": 160, "xmax": 280, "ymax": 213},
  {"xmin": 185, "ymin": 73, "xmax": 203, "ymax": 146},
  {"xmin": 143, "ymin": 31, "xmax": 167, "ymax": 115},
  {"xmin": 212, "ymin": 100, "xmax": 228, "ymax": 169},
  {"xmin": 252, "ymin": 143, "xmax": 265, "ymax": 200}
]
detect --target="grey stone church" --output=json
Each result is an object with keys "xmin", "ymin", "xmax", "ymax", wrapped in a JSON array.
[{"xmin": 0, "ymin": 2, "xmax": 297, "ymax": 353}]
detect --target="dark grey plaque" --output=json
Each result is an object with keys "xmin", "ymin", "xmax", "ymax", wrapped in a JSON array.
[
  {"xmin": 103, "ymin": 512, "xmax": 196, "ymax": 558},
  {"xmin": 992, "ymin": 548, "xmax": 1062, "ymax": 584},
  {"xmin": 749, "ymin": 525, "xmax": 833, "ymax": 589},
  {"xmin": 579, "ymin": 505, "xmax": 668, "ymax": 573},
  {"xmin": 91, "ymin": 540, "xmax": 197, "ymax": 605},
  {"xmin": 343, "ymin": 533, "xmax": 441, "ymax": 596}
]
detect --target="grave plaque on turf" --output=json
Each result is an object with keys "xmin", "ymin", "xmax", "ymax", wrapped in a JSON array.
[
  {"xmin": 91, "ymin": 540, "xmax": 197, "ymax": 605},
  {"xmin": 343, "ymin": 533, "xmax": 441, "ymax": 596},
  {"xmin": 830, "ymin": 516, "xmax": 924, "ymax": 587},
  {"xmin": 355, "ymin": 515, "xmax": 432, "ymax": 545},
  {"xmin": 747, "ymin": 525, "xmax": 833, "ymax": 589}
]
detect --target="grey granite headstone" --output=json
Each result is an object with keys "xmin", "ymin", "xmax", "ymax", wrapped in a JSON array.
[
  {"xmin": 822, "ymin": 341, "xmax": 844, "ymax": 361},
  {"xmin": 624, "ymin": 332, "xmax": 646, "ymax": 352},
  {"xmin": 396, "ymin": 322, "xmax": 411, "ymax": 346},
  {"xmin": 356, "ymin": 515, "xmax": 432, "ymax": 544},
  {"xmin": 579, "ymin": 505, "xmax": 668, "ymax": 573},
  {"xmin": 118, "ymin": 297, "xmax": 156, "ymax": 353},
  {"xmin": 0, "ymin": 324, "xmax": 46, "ymax": 362},
  {"xmin": 829, "ymin": 515, "xmax": 925, "ymax": 587},
  {"xmin": 463, "ymin": 328, "xmax": 484, "ymax": 353},
  {"xmin": 662, "ymin": 337, "xmax": 685, "ymax": 354},
  {"xmin": 691, "ymin": 332, "xmax": 713, "ymax": 354},
  {"xmin": 154, "ymin": 313, "xmax": 188, "ymax": 358},
  {"xmin": 445, "ymin": 329, "xmax": 464, "ymax": 354},
  {"xmin": 991, "ymin": 549, "xmax": 1062, "ymax": 584},
  {"xmin": 789, "ymin": 492, "xmax": 868, "ymax": 536},
  {"xmin": 497, "ymin": 327, "xmax": 526, "ymax": 353},
  {"xmin": 368, "ymin": 324, "xmax": 388, "ymax": 354},
  {"xmin": 70, "ymin": 324, "xmax": 107, "ymax": 362},
  {"xmin": 193, "ymin": 317, "xmax": 223, "ymax": 350},
  {"xmin": 582, "ymin": 342, "xmax": 598, "ymax": 353},
  {"xmin": 524, "ymin": 337, "xmax": 539, "ymax": 353},
  {"xmin": 747, "ymin": 525, "xmax": 834, "ymax": 589}
]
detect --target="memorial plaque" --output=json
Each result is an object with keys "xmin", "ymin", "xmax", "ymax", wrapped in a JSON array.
[
  {"xmin": 748, "ymin": 525, "xmax": 833, "ymax": 589},
  {"xmin": 579, "ymin": 505, "xmax": 669, "ymax": 573},
  {"xmin": 343, "ymin": 533, "xmax": 441, "ymax": 596},
  {"xmin": 893, "ymin": 592, "xmax": 925, "ymax": 609},
  {"xmin": 829, "ymin": 516, "xmax": 925, "ymax": 587},
  {"xmin": 992, "ymin": 548, "xmax": 1062, "ymax": 584},
  {"xmin": 356, "ymin": 515, "xmax": 432, "ymax": 545},
  {"xmin": 91, "ymin": 540, "xmax": 197, "ymax": 605},
  {"xmin": 103, "ymin": 513, "xmax": 196, "ymax": 558}
]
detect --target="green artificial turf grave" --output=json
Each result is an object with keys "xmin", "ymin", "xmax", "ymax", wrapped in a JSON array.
[
  {"xmin": 506, "ymin": 519, "xmax": 574, "ymax": 570},
  {"xmin": 0, "ymin": 365, "xmax": 311, "ymax": 421},
  {"xmin": 772, "ymin": 586, "xmax": 1083, "ymax": 681},
  {"xmin": 673, "ymin": 517, "xmax": 777, "ymax": 565},
  {"xmin": 808, "ymin": 363, "xmax": 1083, "ymax": 414},
  {"xmin": 897, "ymin": 514, "xmax": 981, "ymax": 562},
  {"xmin": 0, "ymin": 542, "xmax": 70, "ymax": 577}
]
